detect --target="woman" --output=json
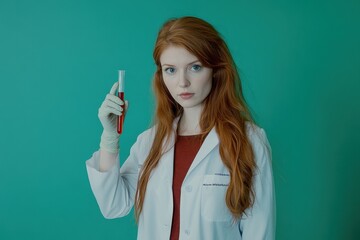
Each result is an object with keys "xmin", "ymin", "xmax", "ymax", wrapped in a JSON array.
[{"xmin": 86, "ymin": 16, "xmax": 275, "ymax": 240}]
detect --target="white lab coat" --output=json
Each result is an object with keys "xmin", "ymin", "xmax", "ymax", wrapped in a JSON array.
[{"xmin": 86, "ymin": 120, "xmax": 275, "ymax": 240}]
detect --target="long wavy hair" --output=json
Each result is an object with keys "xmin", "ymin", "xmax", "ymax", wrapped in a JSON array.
[{"xmin": 135, "ymin": 16, "xmax": 256, "ymax": 221}]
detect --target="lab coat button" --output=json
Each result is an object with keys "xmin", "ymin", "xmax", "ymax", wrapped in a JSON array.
[
  {"xmin": 185, "ymin": 230, "xmax": 190, "ymax": 235},
  {"xmin": 185, "ymin": 185, "xmax": 192, "ymax": 192}
]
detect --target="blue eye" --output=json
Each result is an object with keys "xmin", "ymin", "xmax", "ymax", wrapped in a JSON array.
[
  {"xmin": 191, "ymin": 64, "xmax": 202, "ymax": 72},
  {"xmin": 164, "ymin": 67, "xmax": 176, "ymax": 74}
]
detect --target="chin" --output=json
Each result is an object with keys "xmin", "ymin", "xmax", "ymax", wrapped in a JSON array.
[{"xmin": 180, "ymin": 103, "xmax": 202, "ymax": 109}]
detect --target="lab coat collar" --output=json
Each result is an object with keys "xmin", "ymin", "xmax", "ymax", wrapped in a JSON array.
[
  {"xmin": 163, "ymin": 117, "xmax": 220, "ymax": 180},
  {"xmin": 186, "ymin": 127, "xmax": 219, "ymax": 177}
]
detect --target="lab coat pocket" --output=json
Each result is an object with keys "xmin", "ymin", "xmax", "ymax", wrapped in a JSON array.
[{"xmin": 201, "ymin": 174, "xmax": 231, "ymax": 222}]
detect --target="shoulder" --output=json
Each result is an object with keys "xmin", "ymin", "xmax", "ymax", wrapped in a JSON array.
[
  {"xmin": 128, "ymin": 125, "xmax": 157, "ymax": 159},
  {"xmin": 245, "ymin": 122, "xmax": 272, "ymax": 168},
  {"xmin": 135, "ymin": 125, "xmax": 157, "ymax": 145},
  {"xmin": 245, "ymin": 122, "xmax": 267, "ymax": 143}
]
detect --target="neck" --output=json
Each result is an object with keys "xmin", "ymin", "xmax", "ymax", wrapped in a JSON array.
[{"xmin": 178, "ymin": 105, "xmax": 203, "ymax": 136}]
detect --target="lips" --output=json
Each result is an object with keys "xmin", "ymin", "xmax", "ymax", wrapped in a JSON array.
[{"xmin": 179, "ymin": 92, "xmax": 194, "ymax": 100}]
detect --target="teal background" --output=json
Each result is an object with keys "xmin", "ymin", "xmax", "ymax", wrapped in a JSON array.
[{"xmin": 1, "ymin": 0, "xmax": 359, "ymax": 239}]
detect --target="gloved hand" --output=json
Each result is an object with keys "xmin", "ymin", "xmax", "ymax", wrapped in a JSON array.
[{"xmin": 98, "ymin": 81, "xmax": 128, "ymax": 153}]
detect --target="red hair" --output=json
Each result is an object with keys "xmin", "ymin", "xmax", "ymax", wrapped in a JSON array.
[{"xmin": 135, "ymin": 16, "xmax": 256, "ymax": 220}]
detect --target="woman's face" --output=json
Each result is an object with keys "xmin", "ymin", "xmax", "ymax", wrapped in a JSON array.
[{"xmin": 160, "ymin": 46, "xmax": 213, "ymax": 111}]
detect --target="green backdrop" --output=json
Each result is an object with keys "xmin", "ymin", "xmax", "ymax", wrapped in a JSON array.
[{"xmin": 1, "ymin": 0, "xmax": 359, "ymax": 239}]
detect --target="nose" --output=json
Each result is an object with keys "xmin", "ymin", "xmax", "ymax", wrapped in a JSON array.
[{"xmin": 178, "ymin": 70, "xmax": 190, "ymax": 88}]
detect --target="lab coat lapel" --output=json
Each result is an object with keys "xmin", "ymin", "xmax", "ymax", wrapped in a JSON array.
[
  {"xmin": 164, "ymin": 118, "xmax": 219, "ymax": 180},
  {"xmin": 161, "ymin": 119, "xmax": 178, "ymax": 181},
  {"xmin": 186, "ymin": 127, "xmax": 219, "ymax": 175}
]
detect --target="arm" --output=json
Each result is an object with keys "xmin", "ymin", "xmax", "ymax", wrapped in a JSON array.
[
  {"xmin": 239, "ymin": 127, "xmax": 276, "ymax": 240},
  {"xmin": 99, "ymin": 149, "xmax": 118, "ymax": 172},
  {"xmin": 85, "ymin": 81, "xmax": 137, "ymax": 218},
  {"xmin": 85, "ymin": 132, "xmax": 144, "ymax": 219}
]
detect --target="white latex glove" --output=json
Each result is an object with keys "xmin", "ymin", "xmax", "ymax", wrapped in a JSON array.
[{"xmin": 98, "ymin": 81, "xmax": 128, "ymax": 153}]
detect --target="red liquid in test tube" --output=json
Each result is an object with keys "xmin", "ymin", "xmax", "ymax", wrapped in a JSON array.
[{"xmin": 117, "ymin": 70, "xmax": 125, "ymax": 134}]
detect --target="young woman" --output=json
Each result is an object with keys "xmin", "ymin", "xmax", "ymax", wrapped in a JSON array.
[{"xmin": 86, "ymin": 16, "xmax": 275, "ymax": 240}]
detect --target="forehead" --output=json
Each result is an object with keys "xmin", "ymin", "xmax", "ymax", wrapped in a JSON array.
[{"xmin": 160, "ymin": 46, "xmax": 199, "ymax": 65}]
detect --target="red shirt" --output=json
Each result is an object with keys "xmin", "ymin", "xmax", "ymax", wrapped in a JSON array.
[{"xmin": 170, "ymin": 134, "xmax": 203, "ymax": 240}]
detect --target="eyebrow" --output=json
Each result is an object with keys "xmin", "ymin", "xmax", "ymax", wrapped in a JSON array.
[{"xmin": 161, "ymin": 60, "xmax": 200, "ymax": 67}]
